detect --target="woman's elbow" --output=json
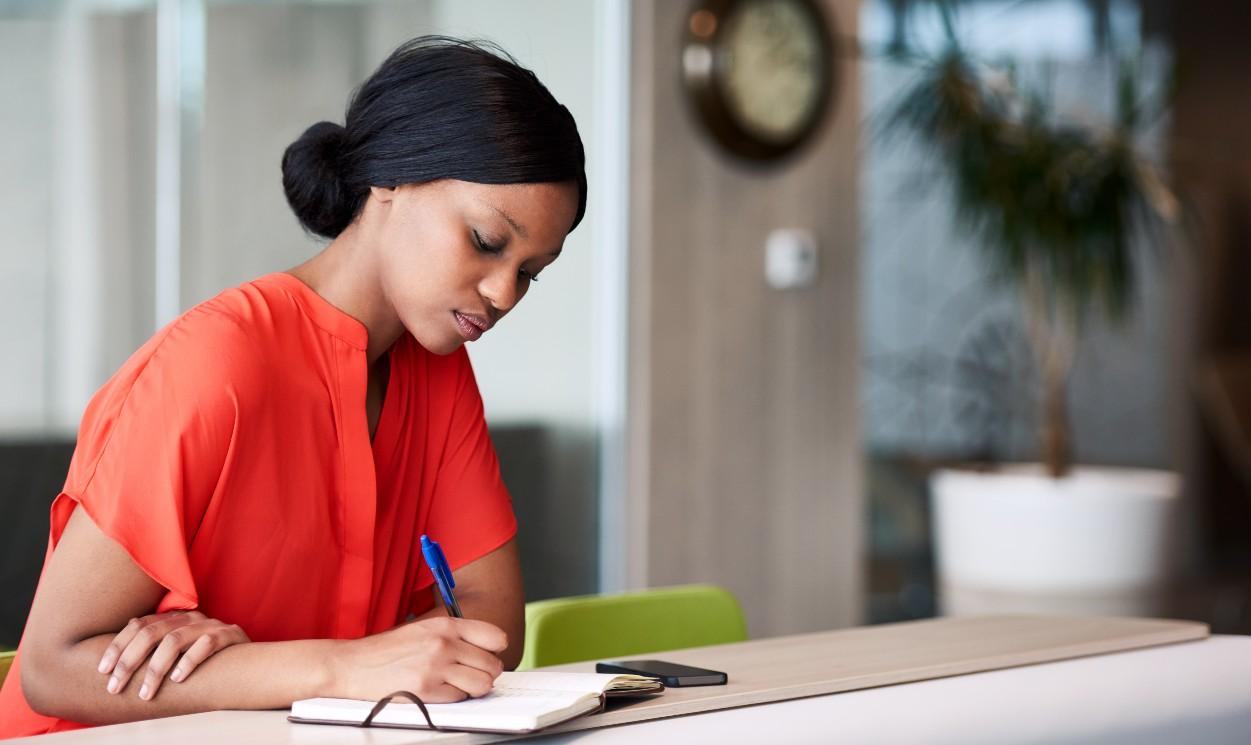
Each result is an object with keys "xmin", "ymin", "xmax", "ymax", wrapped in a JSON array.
[{"xmin": 20, "ymin": 645, "xmax": 73, "ymax": 719}]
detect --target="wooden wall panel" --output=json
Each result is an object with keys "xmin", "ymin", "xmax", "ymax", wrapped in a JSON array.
[{"xmin": 627, "ymin": 0, "xmax": 864, "ymax": 637}]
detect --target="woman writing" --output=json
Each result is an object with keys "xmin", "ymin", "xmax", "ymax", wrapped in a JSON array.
[{"xmin": 0, "ymin": 35, "xmax": 584, "ymax": 737}]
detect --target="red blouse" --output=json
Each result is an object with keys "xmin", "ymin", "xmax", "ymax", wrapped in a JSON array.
[{"xmin": 0, "ymin": 272, "xmax": 517, "ymax": 737}]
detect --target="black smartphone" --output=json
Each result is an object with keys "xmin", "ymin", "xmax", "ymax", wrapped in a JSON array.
[{"xmin": 595, "ymin": 659, "xmax": 728, "ymax": 687}]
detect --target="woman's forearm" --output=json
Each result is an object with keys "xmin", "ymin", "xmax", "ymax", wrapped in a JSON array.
[
  {"xmin": 23, "ymin": 633, "xmax": 343, "ymax": 725},
  {"xmin": 27, "ymin": 595, "xmax": 517, "ymax": 725}
]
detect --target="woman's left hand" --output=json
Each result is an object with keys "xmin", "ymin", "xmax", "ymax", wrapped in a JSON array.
[{"xmin": 97, "ymin": 610, "xmax": 251, "ymax": 701}]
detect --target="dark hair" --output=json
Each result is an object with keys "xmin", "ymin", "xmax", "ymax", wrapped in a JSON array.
[{"xmin": 282, "ymin": 36, "xmax": 587, "ymax": 240}]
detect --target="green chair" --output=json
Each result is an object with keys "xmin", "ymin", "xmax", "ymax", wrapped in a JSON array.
[
  {"xmin": 0, "ymin": 650, "xmax": 15, "ymax": 689},
  {"xmin": 518, "ymin": 584, "xmax": 748, "ymax": 670}
]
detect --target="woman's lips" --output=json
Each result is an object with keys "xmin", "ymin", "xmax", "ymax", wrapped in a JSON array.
[{"xmin": 453, "ymin": 311, "xmax": 489, "ymax": 341}]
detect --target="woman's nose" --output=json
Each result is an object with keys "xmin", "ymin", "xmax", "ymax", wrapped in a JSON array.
[{"xmin": 479, "ymin": 265, "xmax": 520, "ymax": 314}]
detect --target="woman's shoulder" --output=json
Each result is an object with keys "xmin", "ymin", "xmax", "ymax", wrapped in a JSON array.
[
  {"xmin": 163, "ymin": 272, "xmax": 349, "ymax": 370},
  {"xmin": 89, "ymin": 275, "xmax": 318, "ymax": 416},
  {"xmin": 143, "ymin": 284, "xmax": 278, "ymax": 384},
  {"xmin": 83, "ymin": 298, "xmax": 257, "ymax": 428},
  {"xmin": 68, "ymin": 275, "xmax": 342, "ymax": 483}
]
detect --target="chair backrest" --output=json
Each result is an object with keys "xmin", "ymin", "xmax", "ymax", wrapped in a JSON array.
[
  {"xmin": 0, "ymin": 650, "xmax": 15, "ymax": 689},
  {"xmin": 518, "ymin": 584, "xmax": 748, "ymax": 669}
]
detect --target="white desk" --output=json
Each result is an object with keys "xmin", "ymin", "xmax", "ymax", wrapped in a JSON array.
[
  {"xmin": 18, "ymin": 619, "xmax": 1248, "ymax": 744},
  {"xmin": 532, "ymin": 635, "xmax": 1251, "ymax": 745}
]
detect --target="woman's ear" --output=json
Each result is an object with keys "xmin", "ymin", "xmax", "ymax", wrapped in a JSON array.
[{"xmin": 369, "ymin": 185, "xmax": 398, "ymax": 203}]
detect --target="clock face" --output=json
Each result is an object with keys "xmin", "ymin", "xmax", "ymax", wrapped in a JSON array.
[
  {"xmin": 720, "ymin": 0, "xmax": 825, "ymax": 144},
  {"xmin": 682, "ymin": 0, "xmax": 835, "ymax": 162}
]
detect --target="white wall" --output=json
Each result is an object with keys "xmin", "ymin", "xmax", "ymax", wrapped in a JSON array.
[
  {"xmin": 0, "ymin": 17, "xmax": 56, "ymax": 434},
  {"xmin": 0, "ymin": 8, "xmax": 158, "ymax": 437}
]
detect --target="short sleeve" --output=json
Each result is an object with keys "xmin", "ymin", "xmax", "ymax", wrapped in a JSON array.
[
  {"xmin": 422, "ymin": 349, "xmax": 517, "ymax": 577},
  {"xmin": 50, "ymin": 308, "xmax": 243, "ymax": 613}
]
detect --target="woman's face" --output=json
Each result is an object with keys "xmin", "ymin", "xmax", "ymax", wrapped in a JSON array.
[{"xmin": 372, "ymin": 179, "xmax": 580, "ymax": 355}]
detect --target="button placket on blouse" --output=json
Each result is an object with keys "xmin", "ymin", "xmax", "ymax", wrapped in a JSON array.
[{"xmin": 334, "ymin": 342, "xmax": 378, "ymax": 639}]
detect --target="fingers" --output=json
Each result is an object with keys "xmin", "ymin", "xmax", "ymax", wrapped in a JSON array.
[
  {"xmin": 419, "ymin": 683, "xmax": 472, "ymax": 705},
  {"xmin": 97, "ymin": 611, "xmax": 189, "ymax": 675},
  {"xmin": 99, "ymin": 611, "xmax": 248, "ymax": 700},
  {"xmin": 453, "ymin": 639, "xmax": 505, "ymax": 679},
  {"xmin": 448, "ymin": 618, "xmax": 508, "ymax": 654},
  {"xmin": 404, "ymin": 620, "xmax": 502, "ymax": 700},
  {"xmin": 442, "ymin": 664, "xmax": 497, "ymax": 699},
  {"xmin": 168, "ymin": 632, "xmax": 218, "ymax": 684},
  {"xmin": 138, "ymin": 622, "xmax": 249, "ymax": 699},
  {"xmin": 98, "ymin": 617, "xmax": 144, "ymax": 675},
  {"xmin": 137, "ymin": 627, "xmax": 195, "ymax": 700},
  {"xmin": 105, "ymin": 613, "xmax": 198, "ymax": 695}
]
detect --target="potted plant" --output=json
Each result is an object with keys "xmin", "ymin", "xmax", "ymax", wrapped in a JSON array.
[{"xmin": 886, "ymin": 16, "xmax": 1182, "ymax": 616}]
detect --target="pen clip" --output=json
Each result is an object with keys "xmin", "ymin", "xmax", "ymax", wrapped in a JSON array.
[
  {"xmin": 436, "ymin": 548, "xmax": 455, "ymax": 590},
  {"xmin": 428, "ymin": 537, "xmax": 454, "ymax": 589}
]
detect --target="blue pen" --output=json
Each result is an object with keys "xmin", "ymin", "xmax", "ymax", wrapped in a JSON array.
[{"xmin": 421, "ymin": 535, "xmax": 463, "ymax": 618}]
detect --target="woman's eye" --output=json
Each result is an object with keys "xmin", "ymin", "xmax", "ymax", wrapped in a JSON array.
[
  {"xmin": 474, "ymin": 231, "xmax": 502, "ymax": 255},
  {"xmin": 519, "ymin": 268, "xmax": 540, "ymax": 283}
]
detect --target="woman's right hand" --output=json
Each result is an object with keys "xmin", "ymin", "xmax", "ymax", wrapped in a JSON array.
[
  {"xmin": 96, "ymin": 610, "xmax": 250, "ymax": 701},
  {"xmin": 330, "ymin": 616, "xmax": 508, "ymax": 703}
]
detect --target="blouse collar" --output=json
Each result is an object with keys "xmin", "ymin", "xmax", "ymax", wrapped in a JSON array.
[{"xmin": 257, "ymin": 272, "xmax": 370, "ymax": 351}]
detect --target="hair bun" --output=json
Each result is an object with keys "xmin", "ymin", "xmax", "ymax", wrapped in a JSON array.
[{"xmin": 281, "ymin": 121, "xmax": 358, "ymax": 239}]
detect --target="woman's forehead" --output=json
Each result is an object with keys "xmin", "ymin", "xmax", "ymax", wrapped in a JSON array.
[{"xmin": 439, "ymin": 180, "xmax": 579, "ymax": 237}]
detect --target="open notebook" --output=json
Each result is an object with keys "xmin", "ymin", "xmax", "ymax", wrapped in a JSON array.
[{"xmin": 288, "ymin": 672, "xmax": 664, "ymax": 734}]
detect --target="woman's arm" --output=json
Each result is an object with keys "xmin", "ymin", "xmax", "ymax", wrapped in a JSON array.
[
  {"xmin": 21, "ymin": 506, "xmax": 507, "ymax": 724},
  {"xmin": 102, "ymin": 540, "xmax": 526, "ymax": 699}
]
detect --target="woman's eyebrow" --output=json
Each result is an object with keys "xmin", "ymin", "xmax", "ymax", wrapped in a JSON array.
[{"xmin": 478, "ymin": 199, "xmax": 528, "ymax": 239}]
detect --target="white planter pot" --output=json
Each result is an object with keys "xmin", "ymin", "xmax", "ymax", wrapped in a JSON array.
[{"xmin": 931, "ymin": 464, "xmax": 1181, "ymax": 617}]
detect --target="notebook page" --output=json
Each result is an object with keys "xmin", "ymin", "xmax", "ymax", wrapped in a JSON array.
[
  {"xmin": 425, "ymin": 687, "xmax": 591, "ymax": 728},
  {"xmin": 494, "ymin": 671, "xmax": 652, "ymax": 694}
]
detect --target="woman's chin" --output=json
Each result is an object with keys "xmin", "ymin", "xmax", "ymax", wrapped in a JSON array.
[
  {"xmin": 403, "ymin": 314, "xmax": 470, "ymax": 355},
  {"xmin": 432, "ymin": 339, "xmax": 465, "ymax": 355},
  {"xmin": 411, "ymin": 331, "xmax": 464, "ymax": 356}
]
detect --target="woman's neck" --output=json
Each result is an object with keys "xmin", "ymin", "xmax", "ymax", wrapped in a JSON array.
[{"xmin": 287, "ymin": 224, "xmax": 403, "ymax": 366}]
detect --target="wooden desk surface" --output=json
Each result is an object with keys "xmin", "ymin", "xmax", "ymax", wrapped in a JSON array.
[{"xmin": 23, "ymin": 615, "xmax": 1209, "ymax": 744}]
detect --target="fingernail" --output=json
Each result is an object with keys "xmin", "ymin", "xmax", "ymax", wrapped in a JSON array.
[
  {"xmin": 170, "ymin": 668, "xmax": 183, "ymax": 683},
  {"xmin": 107, "ymin": 677, "xmax": 120, "ymax": 694},
  {"xmin": 139, "ymin": 684, "xmax": 150, "ymax": 700},
  {"xmin": 97, "ymin": 657, "xmax": 110, "ymax": 674}
]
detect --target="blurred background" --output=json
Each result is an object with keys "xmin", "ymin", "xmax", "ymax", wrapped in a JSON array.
[{"xmin": 1, "ymin": 0, "xmax": 1248, "ymax": 647}]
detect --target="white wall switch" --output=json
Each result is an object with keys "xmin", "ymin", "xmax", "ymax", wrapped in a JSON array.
[{"xmin": 765, "ymin": 228, "xmax": 819, "ymax": 289}]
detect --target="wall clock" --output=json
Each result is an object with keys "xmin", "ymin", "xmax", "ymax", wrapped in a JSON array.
[{"xmin": 682, "ymin": 0, "xmax": 837, "ymax": 163}]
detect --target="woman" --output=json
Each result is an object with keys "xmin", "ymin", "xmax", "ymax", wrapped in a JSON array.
[{"xmin": 0, "ymin": 35, "xmax": 584, "ymax": 737}]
